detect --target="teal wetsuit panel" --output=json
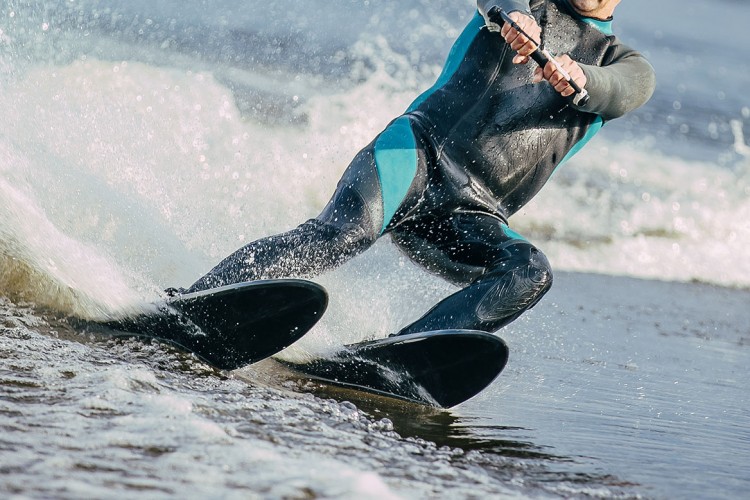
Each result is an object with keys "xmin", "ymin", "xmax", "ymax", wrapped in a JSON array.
[
  {"xmin": 373, "ymin": 12, "xmax": 485, "ymax": 233},
  {"xmin": 556, "ymin": 115, "xmax": 604, "ymax": 169},
  {"xmin": 373, "ymin": 117, "xmax": 418, "ymax": 233},
  {"xmin": 501, "ymin": 224, "xmax": 528, "ymax": 242},
  {"xmin": 581, "ymin": 17, "xmax": 613, "ymax": 35},
  {"xmin": 407, "ymin": 12, "xmax": 485, "ymax": 113}
]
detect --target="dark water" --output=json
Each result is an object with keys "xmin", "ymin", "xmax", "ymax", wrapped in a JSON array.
[
  {"xmin": 465, "ymin": 273, "xmax": 750, "ymax": 498},
  {"xmin": 268, "ymin": 272, "xmax": 750, "ymax": 499}
]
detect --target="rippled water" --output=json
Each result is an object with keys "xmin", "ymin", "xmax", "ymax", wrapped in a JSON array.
[{"xmin": 3, "ymin": 271, "xmax": 748, "ymax": 498}]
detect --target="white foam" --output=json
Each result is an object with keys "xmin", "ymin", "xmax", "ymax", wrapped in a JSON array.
[
  {"xmin": 0, "ymin": 176, "xmax": 144, "ymax": 318},
  {"xmin": 2, "ymin": 47, "xmax": 748, "ymax": 323},
  {"xmin": 515, "ymin": 140, "xmax": 750, "ymax": 287}
]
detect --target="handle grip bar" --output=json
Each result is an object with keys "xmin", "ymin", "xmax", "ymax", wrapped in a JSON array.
[{"xmin": 491, "ymin": 7, "xmax": 590, "ymax": 106}]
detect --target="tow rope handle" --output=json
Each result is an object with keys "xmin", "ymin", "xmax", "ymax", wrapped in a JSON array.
[{"xmin": 490, "ymin": 7, "xmax": 590, "ymax": 107}]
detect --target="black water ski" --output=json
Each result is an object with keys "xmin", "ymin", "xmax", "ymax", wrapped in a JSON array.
[
  {"xmin": 281, "ymin": 330, "xmax": 508, "ymax": 408},
  {"xmin": 92, "ymin": 280, "xmax": 327, "ymax": 370}
]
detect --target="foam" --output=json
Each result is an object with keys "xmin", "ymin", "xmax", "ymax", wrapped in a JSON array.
[{"xmin": 1, "ymin": 43, "xmax": 749, "ymax": 325}]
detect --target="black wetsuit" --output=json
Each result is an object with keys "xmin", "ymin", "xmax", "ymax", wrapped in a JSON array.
[{"xmin": 187, "ymin": 0, "xmax": 656, "ymax": 335}]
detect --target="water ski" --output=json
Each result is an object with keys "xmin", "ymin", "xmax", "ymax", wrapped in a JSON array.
[
  {"xmin": 280, "ymin": 330, "xmax": 509, "ymax": 408},
  {"xmin": 88, "ymin": 279, "xmax": 327, "ymax": 370}
]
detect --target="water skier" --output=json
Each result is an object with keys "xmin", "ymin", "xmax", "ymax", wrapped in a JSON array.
[{"xmin": 182, "ymin": 0, "xmax": 655, "ymax": 337}]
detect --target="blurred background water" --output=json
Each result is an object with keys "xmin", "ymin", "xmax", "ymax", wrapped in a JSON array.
[{"xmin": 1, "ymin": 0, "xmax": 748, "ymax": 498}]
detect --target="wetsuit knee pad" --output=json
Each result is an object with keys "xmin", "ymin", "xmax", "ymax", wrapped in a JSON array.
[
  {"xmin": 394, "ymin": 241, "xmax": 553, "ymax": 336},
  {"xmin": 474, "ymin": 242, "xmax": 553, "ymax": 323}
]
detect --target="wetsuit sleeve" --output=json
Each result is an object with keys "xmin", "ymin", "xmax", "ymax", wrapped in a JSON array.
[
  {"xmin": 478, "ymin": 0, "xmax": 531, "ymax": 29},
  {"xmin": 576, "ymin": 40, "xmax": 656, "ymax": 121}
]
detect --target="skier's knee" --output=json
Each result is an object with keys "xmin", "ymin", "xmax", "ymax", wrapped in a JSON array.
[{"xmin": 475, "ymin": 242, "xmax": 553, "ymax": 322}]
